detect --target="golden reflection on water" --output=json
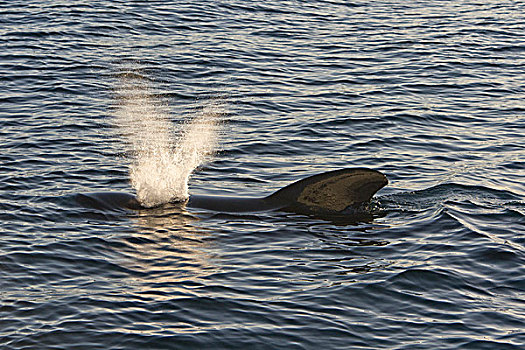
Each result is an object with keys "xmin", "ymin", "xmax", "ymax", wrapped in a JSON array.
[{"xmin": 119, "ymin": 203, "xmax": 219, "ymax": 299}]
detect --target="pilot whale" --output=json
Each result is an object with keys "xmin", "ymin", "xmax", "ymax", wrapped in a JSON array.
[{"xmin": 76, "ymin": 168, "xmax": 388, "ymax": 215}]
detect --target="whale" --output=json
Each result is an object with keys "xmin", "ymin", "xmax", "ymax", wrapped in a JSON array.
[{"xmin": 75, "ymin": 168, "xmax": 388, "ymax": 216}]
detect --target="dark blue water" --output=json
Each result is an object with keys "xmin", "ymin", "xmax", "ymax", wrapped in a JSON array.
[{"xmin": 1, "ymin": 1, "xmax": 524, "ymax": 349}]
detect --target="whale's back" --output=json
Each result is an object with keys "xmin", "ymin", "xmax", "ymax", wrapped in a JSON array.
[{"xmin": 74, "ymin": 168, "xmax": 388, "ymax": 216}]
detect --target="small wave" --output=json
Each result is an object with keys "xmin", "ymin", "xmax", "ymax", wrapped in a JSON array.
[
  {"xmin": 379, "ymin": 183, "xmax": 524, "ymax": 252},
  {"xmin": 381, "ymin": 183, "xmax": 521, "ymax": 211}
]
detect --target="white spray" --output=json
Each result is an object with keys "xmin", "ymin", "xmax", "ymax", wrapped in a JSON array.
[{"xmin": 113, "ymin": 71, "xmax": 223, "ymax": 208}]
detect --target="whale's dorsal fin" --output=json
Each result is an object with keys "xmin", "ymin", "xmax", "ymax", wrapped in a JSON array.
[{"xmin": 266, "ymin": 168, "xmax": 388, "ymax": 212}]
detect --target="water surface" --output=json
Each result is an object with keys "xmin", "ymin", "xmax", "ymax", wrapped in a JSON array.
[{"xmin": 1, "ymin": 1, "xmax": 524, "ymax": 349}]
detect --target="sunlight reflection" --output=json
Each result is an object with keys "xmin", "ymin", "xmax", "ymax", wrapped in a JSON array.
[{"xmin": 118, "ymin": 203, "xmax": 219, "ymax": 300}]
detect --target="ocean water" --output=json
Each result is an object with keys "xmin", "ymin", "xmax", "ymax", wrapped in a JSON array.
[{"xmin": 1, "ymin": 0, "xmax": 524, "ymax": 349}]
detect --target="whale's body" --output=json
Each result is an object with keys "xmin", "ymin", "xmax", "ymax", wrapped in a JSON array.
[
  {"xmin": 187, "ymin": 168, "xmax": 387, "ymax": 214},
  {"xmin": 76, "ymin": 168, "xmax": 388, "ymax": 215}
]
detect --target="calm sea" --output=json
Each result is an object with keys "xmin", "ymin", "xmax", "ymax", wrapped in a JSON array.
[{"xmin": 1, "ymin": 1, "xmax": 524, "ymax": 349}]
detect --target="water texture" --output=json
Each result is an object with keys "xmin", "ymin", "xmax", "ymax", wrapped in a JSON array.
[{"xmin": 1, "ymin": 1, "xmax": 524, "ymax": 349}]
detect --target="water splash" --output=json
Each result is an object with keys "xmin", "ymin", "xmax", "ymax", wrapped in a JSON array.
[{"xmin": 113, "ymin": 71, "xmax": 223, "ymax": 208}]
